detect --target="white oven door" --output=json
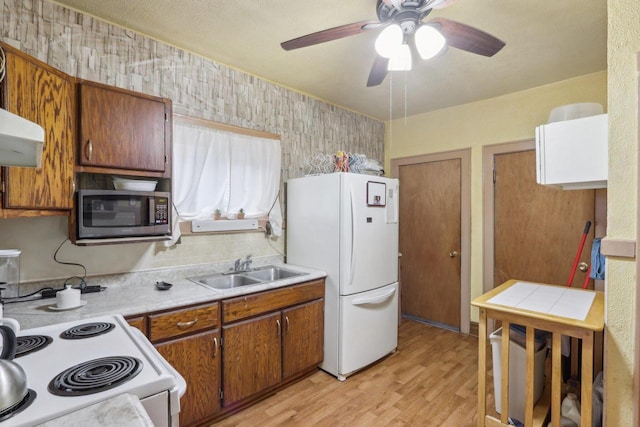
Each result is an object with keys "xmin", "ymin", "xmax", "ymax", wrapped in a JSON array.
[
  {"xmin": 140, "ymin": 391, "xmax": 170, "ymax": 427},
  {"xmin": 131, "ymin": 328, "xmax": 186, "ymax": 427}
]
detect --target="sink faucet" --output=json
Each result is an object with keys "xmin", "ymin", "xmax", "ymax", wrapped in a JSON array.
[
  {"xmin": 240, "ymin": 255, "xmax": 252, "ymax": 272},
  {"xmin": 233, "ymin": 255, "xmax": 252, "ymax": 272}
]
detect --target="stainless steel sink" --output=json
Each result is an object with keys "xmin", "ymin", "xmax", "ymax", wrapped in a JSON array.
[
  {"xmin": 188, "ymin": 273, "xmax": 261, "ymax": 290},
  {"xmin": 243, "ymin": 266, "xmax": 304, "ymax": 281},
  {"xmin": 188, "ymin": 265, "xmax": 304, "ymax": 290}
]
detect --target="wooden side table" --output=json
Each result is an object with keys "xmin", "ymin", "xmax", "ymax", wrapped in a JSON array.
[{"xmin": 472, "ymin": 280, "xmax": 604, "ymax": 427}]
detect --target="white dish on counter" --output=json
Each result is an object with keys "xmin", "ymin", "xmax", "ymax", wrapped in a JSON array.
[
  {"xmin": 48, "ymin": 300, "xmax": 87, "ymax": 311},
  {"xmin": 113, "ymin": 178, "xmax": 158, "ymax": 191}
]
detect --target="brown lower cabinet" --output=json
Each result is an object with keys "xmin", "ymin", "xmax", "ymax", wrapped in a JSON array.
[
  {"xmin": 222, "ymin": 312, "xmax": 282, "ymax": 406},
  {"xmin": 221, "ymin": 299, "xmax": 324, "ymax": 406},
  {"xmin": 282, "ymin": 300, "xmax": 324, "ymax": 379},
  {"xmin": 127, "ymin": 278, "xmax": 325, "ymax": 426},
  {"xmin": 155, "ymin": 330, "xmax": 221, "ymax": 426}
]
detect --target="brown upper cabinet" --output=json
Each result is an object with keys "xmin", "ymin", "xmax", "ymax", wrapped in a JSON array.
[
  {"xmin": 0, "ymin": 43, "xmax": 76, "ymax": 217},
  {"xmin": 0, "ymin": 43, "xmax": 173, "ymax": 220},
  {"xmin": 77, "ymin": 81, "xmax": 172, "ymax": 178}
]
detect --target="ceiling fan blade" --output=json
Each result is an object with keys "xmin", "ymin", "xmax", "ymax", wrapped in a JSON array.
[
  {"xmin": 428, "ymin": 17, "xmax": 505, "ymax": 57},
  {"xmin": 367, "ymin": 55, "xmax": 389, "ymax": 87},
  {"xmin": 425, "ymin": 0, "xmax": 459, "ymax": 9},
  {"xmin": 281, "ymin": 20, "xmax": 380, "ymax": 51}
]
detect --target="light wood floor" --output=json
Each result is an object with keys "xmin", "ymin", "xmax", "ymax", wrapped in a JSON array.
[{"xmin": 212, "ymin": 319, "xmax": 495, "ymax": 427}]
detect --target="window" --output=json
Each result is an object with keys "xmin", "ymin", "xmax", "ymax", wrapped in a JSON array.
[{"xmin": 170, "ymin": 115, "xmax": 282, "ymax": 243}]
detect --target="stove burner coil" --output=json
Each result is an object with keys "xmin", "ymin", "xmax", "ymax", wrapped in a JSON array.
[
  {"xmin": 48, "ymin": 356, "xmax": 142, "ymax": 396},
  {"xmin": 59, "ymin": 322, "xmax": 115, "ymax": 340},
  {"xmin": 15, "ymin": 335, "xmax": 53, "ymax": 358},
  {"xmin": 0, "ymin": 390, "xmax": 37, "ymax": 422}
]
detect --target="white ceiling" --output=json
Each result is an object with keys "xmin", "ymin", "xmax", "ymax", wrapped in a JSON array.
[{"xmin": 49, "ymin": 0, "xmax": 607, "ymax": 120}]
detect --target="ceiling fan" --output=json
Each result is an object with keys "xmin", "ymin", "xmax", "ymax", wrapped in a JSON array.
[{"xmin": 281, "ymin": 0, "xmax": 505, "ymax": 87}]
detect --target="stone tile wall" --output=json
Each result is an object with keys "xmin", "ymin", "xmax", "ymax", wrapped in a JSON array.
[
  {"xmin": 0, "ymin": 0, "xmax": 385, "ymax": 283},
  {"xmin": 1, "ymin": 0, "xmax": 384, "ymax": 182}
]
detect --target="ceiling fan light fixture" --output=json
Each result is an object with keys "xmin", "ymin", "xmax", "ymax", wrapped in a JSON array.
[
  {"xmin": 387, "ymin": 43, "xmax": 412, "ymax": 71},
  {"xmin": 415, "ymin": 25, "xmax": 446, "ymax": 59},
  {"xmin": 374, "ymin": 24, "xmax": 403, "ymax": 58}
]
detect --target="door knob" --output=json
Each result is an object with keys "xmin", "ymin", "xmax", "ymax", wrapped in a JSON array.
[
  {"xmin": 579, "ymin": 262, "xmax": 589, "ymax": 272},
  {"xmin": 449, "ymin": 251, "xmax": 459, "ymax": 258}
]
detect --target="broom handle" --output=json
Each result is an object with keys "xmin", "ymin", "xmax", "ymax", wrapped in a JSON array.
[{"xmin": 582, "ymin": 265, "xmax": 592, "ymax": 289}]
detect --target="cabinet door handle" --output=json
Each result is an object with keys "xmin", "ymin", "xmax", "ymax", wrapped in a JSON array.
[
  {"xmin": 213, "ymin": 337, "xmax": 218, "ymax": 358},
  {"xmin": 85, "ymin": 139, "xmax": 93, "ymax": 161},
  {"xmin": 176, "ymin": 318, "xmax": 198, "ymax": 329},
  {"xmin": 276, "ymin": 319, "xmax": 281, "ymax": 337},
  {"xmin": 285, "ymin": 316, "xmax": 290, "ymax": 334}
]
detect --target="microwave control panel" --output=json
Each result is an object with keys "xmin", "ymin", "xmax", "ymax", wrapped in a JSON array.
[{"xmin": 155, "ymin": 197, "xmax": 169, "ymax": 224}]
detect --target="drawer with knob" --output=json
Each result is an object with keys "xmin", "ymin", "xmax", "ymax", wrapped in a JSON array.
[{"xmin": 149, "ymin": 303, "xmax": 219, "ymax": 342}]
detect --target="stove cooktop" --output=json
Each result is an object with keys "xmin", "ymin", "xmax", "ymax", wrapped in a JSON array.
[
  {"xmin": 49, "ymin": 355, "xmax": 143, "ymax": 396},
  {"xmin": 15, "ymin": 335, "xmax": 52, "ymax": 358},
  {"xmin": 0, "ymin": 390, "xmax": 36, "ymax": 423},
  {"xmin": 59, "ymin": 321, "xmax": 115, "ymax": 340},
  {"xmin": 4, "ymin": 315, "xmax": 177, "ymax": 427}
]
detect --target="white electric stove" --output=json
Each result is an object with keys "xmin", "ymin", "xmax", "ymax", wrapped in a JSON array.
[{"xmin": 1, "ymin": 314, "xmax": 186, "ymax": 426}]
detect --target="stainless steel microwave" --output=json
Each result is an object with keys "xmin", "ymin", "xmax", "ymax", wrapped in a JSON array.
[{"xmin": 77, "ymin": 190, "xmax": 171, "ymax": 239}]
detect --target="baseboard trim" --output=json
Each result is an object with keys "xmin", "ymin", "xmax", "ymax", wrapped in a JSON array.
[{"xmin": 402, "ymin": 314, "xmax": 460, "ymax": 332}]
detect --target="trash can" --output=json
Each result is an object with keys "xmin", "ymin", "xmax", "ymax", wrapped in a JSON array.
[{"xmin": 489, "ymin": 326, "xmax": 548, "ymax": 423}]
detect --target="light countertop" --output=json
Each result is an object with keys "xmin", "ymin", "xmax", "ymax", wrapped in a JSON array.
[
  {"xmin": 5, "ymin": 259, "xmax": 326, "ymax": 330},
  {"xmin": 471, "ymin": 279, "xmax": 604, "ymax": 331},
  {"xmin": 7, "ymin": 258, "xmax": 325, "ymax": 425}
]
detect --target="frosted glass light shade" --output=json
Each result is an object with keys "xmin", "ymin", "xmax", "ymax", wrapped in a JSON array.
[
  {"xmin": 375, "ymin": 24, "xmax": 403, "ymax": 58},
  {"xmin": 415, "ymin": 25, "xmax": 446, "ymax": 59},
  {"xmin": 387, "ymin": 44, "xmax": 412, "ymax": 71}
]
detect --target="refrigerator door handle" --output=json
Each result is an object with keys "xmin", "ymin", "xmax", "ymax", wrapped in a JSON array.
[
  {"xmin": 351, "ymin": 287, "xmax": 396, "ymax": 306},
  {"xmin": 348, "ymin": 187, "xmax": 357, "ymax": 287}
]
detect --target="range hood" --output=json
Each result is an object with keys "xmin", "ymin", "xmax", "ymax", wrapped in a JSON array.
[{"xmin": 0, "ymin": 108, "xmax": 44, "ymax": 167}]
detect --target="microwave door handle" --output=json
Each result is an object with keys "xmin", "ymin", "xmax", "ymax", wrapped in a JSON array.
[{"xmin": 148, "ymin": 197, "xmax": 156, "ymax": 225}]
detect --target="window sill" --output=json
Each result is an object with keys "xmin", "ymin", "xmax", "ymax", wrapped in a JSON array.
[{"xmin": 178, "ymin": 218, "xmax": 270, "ymax": 236}]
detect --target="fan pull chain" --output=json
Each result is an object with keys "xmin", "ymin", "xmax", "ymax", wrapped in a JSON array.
[
  {"xmin": 389, "ymin": 72, "xmax": 393, "ymax": 152},
  {"xmin": 404, "ymin": 70, "xmax": 408, "ymax": 125}
]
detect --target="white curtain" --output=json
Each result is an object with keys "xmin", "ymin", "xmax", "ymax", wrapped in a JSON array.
[{"xmin": 169, "ymin": 121, "xmax": 282, "ymax": 244}]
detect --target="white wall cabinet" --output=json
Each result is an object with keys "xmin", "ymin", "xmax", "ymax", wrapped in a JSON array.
[{"xmin": 535, "ymin": 114, "xmax": 608, "ymax": 190}]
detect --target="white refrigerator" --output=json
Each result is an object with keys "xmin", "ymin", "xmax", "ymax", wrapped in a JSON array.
[{"xmin": 286, "ymin": 172, "xmax": 399, "ymax": 380}]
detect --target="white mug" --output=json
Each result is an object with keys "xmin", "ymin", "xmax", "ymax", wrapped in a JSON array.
[{"xmin": 56, "ymin": 285, "xmax": 81, "ymax": 309}]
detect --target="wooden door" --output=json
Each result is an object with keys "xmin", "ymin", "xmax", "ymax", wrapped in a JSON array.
[
  {"xmin": 2, "ymin": 47, "xmax": 75, "ymax": 211},
  {"xmin": 155, "ymin": 329, "xmax": 221, "ymax": 426},
  {"xmin": 282, "ymin": 299, "xmax": 324, "ymax": 379},
  {"xmin": 222, "ymin": 312, "xmax": 281, "ymax": 406},
  {"xmin": 494, "ymin": 150, "xmax": 595, "ymax": 287},
  {"xmin": 78, "ymin": 81, "xmax": 168, "ymax": 172},
  {"xmin": 399, "ymin": 159, "xmax": 461, "ymax": 329}
]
